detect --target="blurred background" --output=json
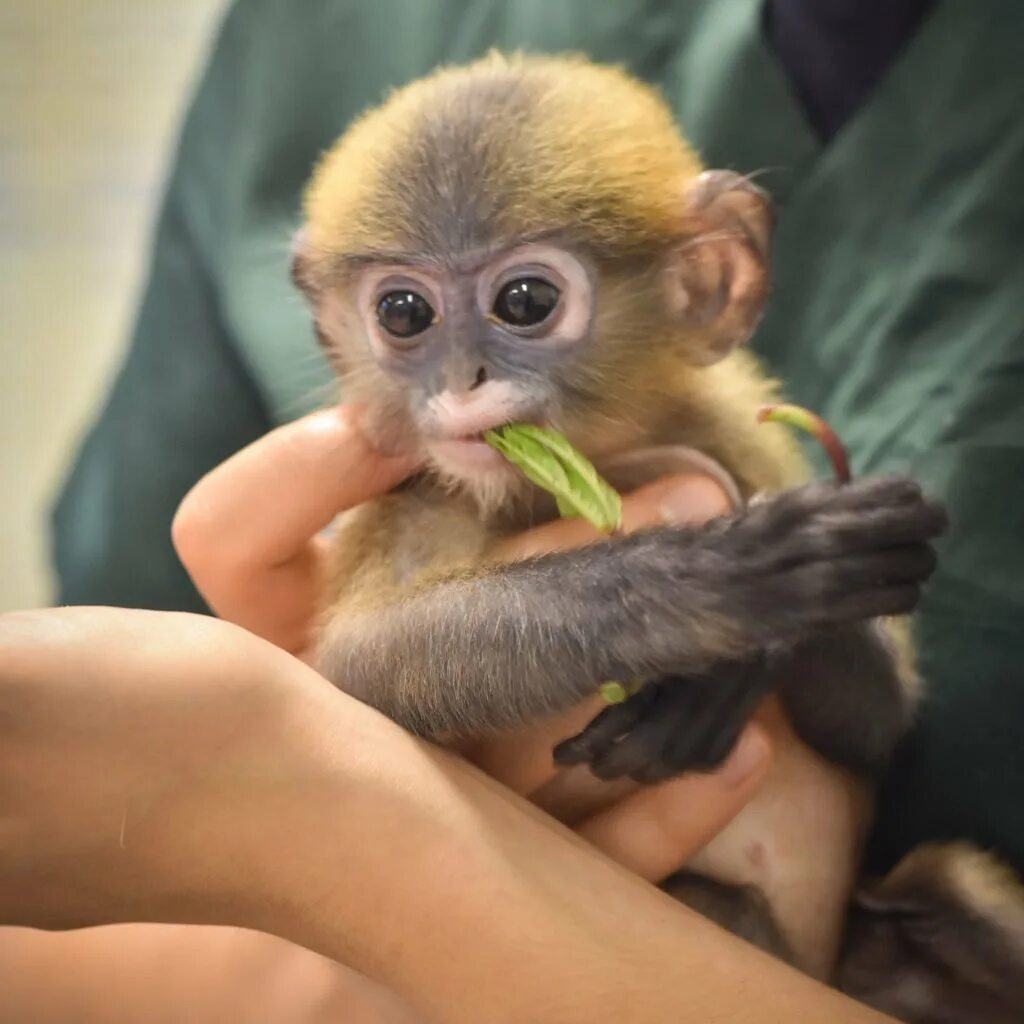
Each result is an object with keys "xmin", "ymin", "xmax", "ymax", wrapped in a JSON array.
[{"xmin": 0, "ymin": 1, "xmax": 225, "ymax": 611}]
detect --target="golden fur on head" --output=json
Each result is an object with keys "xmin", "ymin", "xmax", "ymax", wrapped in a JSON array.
[{"xmin": 303, "ymin": 51, "xmax": 703, "ymax": 264}]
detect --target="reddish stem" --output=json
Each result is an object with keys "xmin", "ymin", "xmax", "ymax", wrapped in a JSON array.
[{"xmin": 757, "ymin": 403, "xmax": 852, "ymax": 484}]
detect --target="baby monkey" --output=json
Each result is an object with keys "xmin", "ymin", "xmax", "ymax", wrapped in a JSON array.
[{"xmin": 291, "ymin": 53, "xmax": 1023, "ymax": 1022}]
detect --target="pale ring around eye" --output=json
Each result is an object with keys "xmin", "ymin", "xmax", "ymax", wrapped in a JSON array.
[{"xmin": 478, "ymin": 244, "xmax": 593, "ymax": 342}]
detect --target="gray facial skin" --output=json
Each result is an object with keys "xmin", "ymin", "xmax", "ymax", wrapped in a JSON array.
[
  {"xmin": 354, "ymin": 243, "xmax": 595, "ymax": 389},
  {"xmin": 351, "ymin": 243, "xmax": 595, "ymax": 471}
]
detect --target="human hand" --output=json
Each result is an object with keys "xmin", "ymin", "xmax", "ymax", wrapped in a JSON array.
[
  {"xmin": 172, "ymin": 405, "xmax": 418, "ymax": 659},
  {"xmin": 172, "ymin": 406, "xmax": 762, "ymax": 811},
  {"xmin": 173, "ymin": 405, "xmax": 772, "ymax": 842}
]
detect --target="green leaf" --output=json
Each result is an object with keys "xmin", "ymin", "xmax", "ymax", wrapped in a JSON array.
[
  {"xmin": 598, "ymin": 681, "xmax": 629, "ymax": 704},
  {"xmin": 484, "ymin": 424, "xmax": 623, "ymax": 534},
  {"xmin": 598, "ymin": 679, "xmax": 643, "ymax": 704},
  {"xmin": 554, "ymin": 494, "xmax": 577, "ymax": 518},
  {"xmin": 756, "ymin": 403, "xmax": 851, "ymax": 484},
  {"xmin": 485, "ymin": 423, "xmax": 629, "ymax": 703}
]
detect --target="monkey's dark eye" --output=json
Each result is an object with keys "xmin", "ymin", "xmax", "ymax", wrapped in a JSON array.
[
  {"xmin": 493, "ymin": 277, "xmax": 560, "ymax": 328},
  {"xmin": 376, "ymin": 290, "xmax": 435, "ymax": 339}
]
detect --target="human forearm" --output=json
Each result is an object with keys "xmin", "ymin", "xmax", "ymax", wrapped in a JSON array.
[
  {"xmin": 230, "ymin": 708, "xmax": 893, "ymax": 1024},
  {"xmin": 0, "ymin": 608, "xmax": 891, "ymax": 1023}
]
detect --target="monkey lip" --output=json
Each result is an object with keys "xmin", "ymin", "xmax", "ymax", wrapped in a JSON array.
[
  {"xmin": 428, "ymin": 435, "xmax": 510, "ymax": 475},
  {"xmin": 428, "ymin": 414, "xmax": 549, "ymax": 478}
]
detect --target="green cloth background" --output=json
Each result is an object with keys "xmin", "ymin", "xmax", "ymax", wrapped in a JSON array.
[{"xmin": 53, "ymin": 0, "xmax": 1024, "ymax": 875}]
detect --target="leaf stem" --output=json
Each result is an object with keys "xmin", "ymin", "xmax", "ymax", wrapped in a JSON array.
[{"xmin": 757, "ymin": 403, "xmax": 852, "ymax": 484}]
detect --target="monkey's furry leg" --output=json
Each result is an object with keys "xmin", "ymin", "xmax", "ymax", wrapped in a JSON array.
[
  {"xmin": 555, "ymin": 621, "xmax": 919, "ymax": 978},
  {"xmin": 661, "ymin": 870, "xmax": 795, "ymax": 964},
  {"xmin": 837, "ymin": 843, "xmax": 1024, "ymax": 1023},
  {"xmin": 318, "ymin": 476, "xmax": 942, "ymax": 737}
]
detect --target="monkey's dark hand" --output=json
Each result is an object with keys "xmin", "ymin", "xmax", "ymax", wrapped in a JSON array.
[
  {"xmin": 554, "ymin": 475, "xmax": 946, "ymax": 783},
  {"xmin": 667, "ymin": 474, "xmax": 945, "ymax": 650},
  {"xmin": 554, "ymin": 660, "xmax": 774, "ymax": 783}
]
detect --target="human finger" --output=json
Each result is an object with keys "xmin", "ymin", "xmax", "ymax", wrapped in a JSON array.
[
  {"xmin": 574, "ymin": 723, "xmax": 773, "ymax": 882},
  {"xmin": 495, "ymin": 472, "xmax": 732, "ymax": 562},
  {"xmin": 173, "ymin": 405, "xmax": 417, "ymax": 653}
]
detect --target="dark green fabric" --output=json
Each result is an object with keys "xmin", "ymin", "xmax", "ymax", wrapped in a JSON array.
[{"xmin": 52, "ymin": 0, "xmax": 1024, "ymax": 872}]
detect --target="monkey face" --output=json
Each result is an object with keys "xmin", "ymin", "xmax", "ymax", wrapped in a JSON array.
[
  {"xmin": 294, "ymin": 55, "xmax": 776, "ymax": 509},
  {"xmin": 322, "ymin": 242, "xmax": 597, "ymax": 494}
]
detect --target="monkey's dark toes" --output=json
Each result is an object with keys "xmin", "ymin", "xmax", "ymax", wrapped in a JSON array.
[
  {"xmin": 556, "ymin": 658, "xmax": 773, "ymax": 784},
  {"xmin": 554, "ymin": 682, "xmax": 678, "ymax": 777},
  {"xmin": 553, "ymin": 686, "xmax": 657, "ymax": 766}
]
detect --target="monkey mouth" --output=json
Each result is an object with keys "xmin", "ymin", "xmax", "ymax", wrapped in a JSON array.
[
  {"xmin": 427, "ymin": 416, "xmax": 545, "ymax": 479},
  {"xmin": 428, "ymin": 432, "xmax": 512, "ymax": 476},
  {"xmin": 425, "ymin": 396, "xmax": 549, "ymax": 480}
]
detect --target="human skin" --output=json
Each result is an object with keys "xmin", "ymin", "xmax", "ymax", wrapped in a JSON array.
[
  {"xmin": 0, "ymin": 605, "xmax": 892, "ymax": 1023},
  {"xmin": 0, "ymin": 407, "xmax": 887, "ymax": 1021}
]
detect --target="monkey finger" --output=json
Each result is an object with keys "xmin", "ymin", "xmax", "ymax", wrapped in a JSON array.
[
  {"xmin": 831, "ymin": 474, "xmax": 931, "ymax": 511},
  {"xmin": 552, "ymin": 685, "xmax": 660, "ymax": 766},
  {"xmin": 745, "ymin": 478, "xmax": 943, "ymax": 558},
  {"xmin": 496, "ymin": 472, "xmax": 732, "ymax": 561},
  {"xmin": 634, "ymin": 666, "xmax": 771, "ymax": 785},
  {"xmin": 825, "ymin": 546, "xmax": 938, "ymax": 587},
  {"xmin": 822, "ymin": 583, "xmax": 922, "ymax": 625},
  {"xmin": 574, "ymin": 723, "xmax": 773, "ymax": 883},
  {"xmin": 587, "ymin": 664, "xmax": 759, "ymax": 784},
  {"xmin": 778, "ymin": 545, "xmax": 936, "ymax": 601},
  {"xmin": 589, "ymin": 694, "xmax": 686, "ymax": 781},
  {"xmin": 643, "ymin": 693, "xmax": 752, "ymax": 785},
  {"xmin": 782, "ymin": 505, "xmax": 947, "ymax": 563}
]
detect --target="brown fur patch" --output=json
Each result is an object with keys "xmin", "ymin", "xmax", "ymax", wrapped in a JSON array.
[{"xmin": 840, "ymin": 843, "xmax": 1024, "ymax": 1022}]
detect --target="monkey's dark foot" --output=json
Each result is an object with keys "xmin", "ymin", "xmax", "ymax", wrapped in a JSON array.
[{"xmin": 554, "ymin": 658, "xmax": 774, "ymax": 784}]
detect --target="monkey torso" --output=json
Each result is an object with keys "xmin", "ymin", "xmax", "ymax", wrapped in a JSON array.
[
  {"xmin": 298, "ymin": 50, "xmax": 1015, "ymax": 1016},
  {"xmin": 319, "ymin": 349, "xmax": 911, "ymax": 979}
]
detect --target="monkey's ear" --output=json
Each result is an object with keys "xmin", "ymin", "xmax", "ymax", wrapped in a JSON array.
[
  {"xmin": 290, "ymin": 227, "xmax": 318, "ymax": 297},
  {"xmin": 664, "ymin": 171, "xmax": 773, "ymax": 366}
]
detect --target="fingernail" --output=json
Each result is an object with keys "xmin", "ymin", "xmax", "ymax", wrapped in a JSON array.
[
  {"xmin": 657, "ymin": 477, "xmax": 732, "ymax": 525},
  {"xmin": 720, "ymin": 726, "xmax": 771, "ymax": 787}
]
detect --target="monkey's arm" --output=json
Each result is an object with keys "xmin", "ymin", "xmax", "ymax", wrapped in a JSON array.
[{"xmin": 317, "ymin": 476, "xmax": 943, "ymax": 737}]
